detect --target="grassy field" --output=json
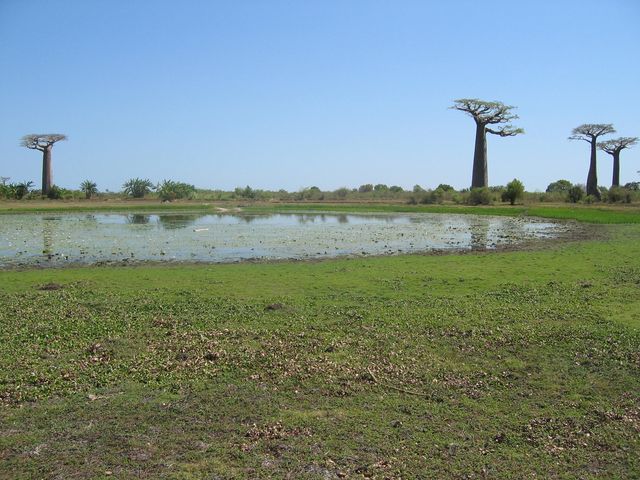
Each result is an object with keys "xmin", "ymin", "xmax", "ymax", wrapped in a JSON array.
[{"xmin": 0, "ymin": 206, "xmax": 639, "ymax": 478}]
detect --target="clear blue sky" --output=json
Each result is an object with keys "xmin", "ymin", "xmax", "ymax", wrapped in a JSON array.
[{"xmin": 1, "ymin": 0, "xmax": 639, "ymax": 192}]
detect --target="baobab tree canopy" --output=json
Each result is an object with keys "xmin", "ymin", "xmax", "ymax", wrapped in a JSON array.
[
  {"xmin": 597, "ymin": 136, "xmax": 638, "ymax": 154},
  {"xmin": 451, "ymin": 99, "xmax": 523, "ymax": 136},
  {"xmin": 21, "ymin": 134, "xmax": 67, "ymax": 151},
  {"xmin": 20, "ymin": 134, "xmax": 67, "ymax": 195},
  {"xmin": 569, "ymin": 124, "xmax": 615, "ymax": 142},
  {"xmin": 451, "ymin": 99, "xmax": 523, "ymax": 188},
  {"xmin": 569, "ymin": 124, "xmax": 615, "ymax": 198}
]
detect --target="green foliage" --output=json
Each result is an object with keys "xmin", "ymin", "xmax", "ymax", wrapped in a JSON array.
[
  {"xmin": 567, "ymin": 185, "xmax": 585, "ymax": 203},
  {"xmin": 334, "ymin": 187, "xmax": 349, "ymax": 199},
  {"xmin": 156, "ymin": 180, "xmax": 196, "ymax": 202},
  {"xmin": 122, "ymin": 178, "xmax": 154, "ymax": 198},
  {"xmin": 389, "ymin": 185, "xmax": 404, "ymax": 193},
  {"xmin": 358, "ymin": 184, "xmax": 373, "ymax": 193},
  {"xmin": 412, "ymin": 184, "xmax": 425, "ymax": 193},
  {"xmin": 234, "ymin": 185, "xmax": 255, "ymax": 199},
  {"xmin": 80, "ymin": 180, "xmax": 98, "ymax": 199},
  {"xmin": 466, "ymin": 187, "xmax": 493, "ymax": 205},
  {"xmin": 546, "ymin": 179, "xmax": 572, "ymax": 193},
  {"xmin": 436, "ymin": 183, "xmax": 454, "ymax": 192},
  {"xmin": 1, "ymin": 181, "xmax": 35, "ymax": 200},
  {"xmin": 606, "ymin": 187, "xmax": 632, "ymax": 204},
  {"xmin": 501, "ymin": 178, "xmax": 525, "ymax": 205},
  {"xmin": 624, "ymin": 182, "xmax": 639, "ymax": 191}
]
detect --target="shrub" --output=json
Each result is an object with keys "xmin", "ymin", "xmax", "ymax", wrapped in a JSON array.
[
  {"xmin": 412, "ymin": 184, "xmax": 425, "ymax": 193},
  {"xmin": 624, "ymin": 181, "xmax": 639, "ymax": 191},
  {"xmin": 466, "ymin": 187, "xmax": 493, "ymax": 205},
  {"xmin": 436, "ymin": 184, "xmax": 455, "ymax": 192},
  {"xmin": 373, "ymin": 184, "xmax": 389, "ymax": 192},
  {"xmin": 567, "ymin": 185, "xmax": 584, "ymax": 203},
  {"xmin": 47, "ymin": 185, "xmax": 64, "ymax": 199},
  {"xmin": 546, "ymin": 179, "xmax": 572, "ymax": 193},
  {"xmin": 13, "ymin": 181, "xmax": 34, "ymax": 199},
  {"xmin": 606, "ymin": 187, "xmax": 632, "ymax": 204},
  {"xmin": 420, "ymin": 188, "xmax": 446, "ymax": 204},
  {"xmin": 123, "ymin": 178, "xmax": 154, "ymax": 198},
  {"xmin": 157, "ymin": 180, "xmax": 196, "ymax": 201},
  {"xmin": 358, "ymin": 184, "xmax": 373, "ymax": 193},
  {"xmin": 501, "ymin": 179, "xmax": 525, "ymax": 205},
  {"xmin": 389, "ymin": 185, "xmax": 404, "ymax": 193},
  {"xmin": 334, "ymin": 187, "xmax": 349, "ymax": 199}
]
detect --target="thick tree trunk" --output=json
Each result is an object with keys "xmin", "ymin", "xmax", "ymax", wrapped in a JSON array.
[
  {"xmin": 41, "ymin": 146, "xmax": 52, "ymax": 195},
  {"xmin": 611, "ymin": 150, "xmax": 620, "ymax": 188},
  {"xmin": 586, "ymin": 139, "xmax": 600, "ymax": 199},
  {"xmin": 471, "ymin": 123, "xmax": 488, "ymax": 189}
]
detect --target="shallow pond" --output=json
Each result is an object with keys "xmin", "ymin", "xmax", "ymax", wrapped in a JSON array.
[{"xmin": 0, "ymin": 212, "xmax": 567, "ymax": 268}]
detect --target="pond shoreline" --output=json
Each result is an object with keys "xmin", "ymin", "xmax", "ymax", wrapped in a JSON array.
[{"xmin": 0, "ymin": 212, "xmax": 599, "ymax": 271}]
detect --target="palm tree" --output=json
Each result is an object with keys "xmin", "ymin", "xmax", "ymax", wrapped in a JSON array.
[
  {"xmin": 122, "ymin": 178, "xmax": 154, "ymax": 198},
  {"xmin": 80, "ymin": 180, "xmax": 98, "ymax": 199}
]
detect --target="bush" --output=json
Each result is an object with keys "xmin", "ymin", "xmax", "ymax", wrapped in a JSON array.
[
  {"xmin": 624, "ymin": 182, "xmax": 639, "ymax": 191},
  {"xmin": 389, "ymin": 185, "xmax": 404, "ymax": 193},
  {"xmin": 334, "ymin": 187, "xmax": 349, "ymax": 199},
  {"xmin": 157, "ymin": 180, "xmax": 196, "ymax": 201},
  {"xmin": 123, "ymin": 178, "xmax": 154, "ymax": 198},
  {"xmin": 465, "ymin": 187, "xmax": 493, "ymax": 205},
  {"xmin": 358, "ymin": 184, "xmax": 373, "ymax": 193},
  {"xmin": 47, "ymin": 185, "xmax": 64, "ymax": 199},
  {"xmin": 436, "ymin": 184, "xmax": 455, "ymax": 192},
  {"xmin": 546, "ymin": 179, "xmax": 572, "ymax": 193},
  {"xmin": 567, "ymin": 185, "xmax": 584, "ymax": 203},
  {"xmin": 606, "ymin": 187, "xmax": 632, "ymax": 204},
  {"xmin": 420, "ymin": 188, "xmax": 446, "ymax": 205},
  {"xmin": 501, "ymin": 179, "xmax": 525, "ymax": 205}
]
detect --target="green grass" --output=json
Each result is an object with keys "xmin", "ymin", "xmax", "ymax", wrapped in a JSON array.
[{"xmin": 1, "ymin": 219, "xmax": 639, "ymax": 478}]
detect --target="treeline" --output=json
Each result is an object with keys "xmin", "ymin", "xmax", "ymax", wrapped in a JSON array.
[{"xmin": 2, "ymin": 177, "xmax": 638, "ymax": 205}]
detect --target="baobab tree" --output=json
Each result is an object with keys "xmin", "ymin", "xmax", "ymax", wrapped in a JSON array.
[
  {"xmin": 569, "ymin": 124, "xmax": 615, "ymax": 199},
  {"xmin": 21, "ymin": 134, "xmax": 67, "ymax": 195},
  {"xmin": 451, "ymin": 99, "xmax": 524, "ymax": 189},
  {"xmin": 597, "ymin": 137, "xmax": 638, "ymax": 188}
]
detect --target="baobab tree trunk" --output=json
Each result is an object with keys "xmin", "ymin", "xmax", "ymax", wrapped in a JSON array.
[
  {"xmin": 611, "ymin": 150, "xmax": 620, "ymax": 188},
  {"xmin": 471, "ymin": 123, "xmax": 488, "ymax": 188},
  {"xmin": 41, "ymin": 146, "xmax": 52, "ymax": 195},
  {"xmin": 586, "ymin": 139, "xmax": 600, "ymax": 199}
]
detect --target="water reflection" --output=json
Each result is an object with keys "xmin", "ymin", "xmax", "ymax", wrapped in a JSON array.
[
  {"xmin": 0, "ymin": 212, "xmax": 565, "ymax": 268},
  {"xmin": 127, "ymin": 214, "xmax": 151, "ymax": 225},
  {"xmin": 156, "ymin": 214, "xmax": 205, "ymax": 230}
]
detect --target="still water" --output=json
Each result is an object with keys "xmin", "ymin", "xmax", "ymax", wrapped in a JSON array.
[{"xmin": 0, "ymin": 212, "xmax": 567, "ymax": 268}]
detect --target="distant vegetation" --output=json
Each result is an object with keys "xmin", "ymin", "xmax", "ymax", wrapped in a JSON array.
[{"xmin": 3, "ymin": 176, "xmax": 640, "ymax": 205}]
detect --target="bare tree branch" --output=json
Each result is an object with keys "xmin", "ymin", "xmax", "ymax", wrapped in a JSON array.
[
  {"xmin": 451, "ymin": 98, "xmax": 521, "ymax": 127},
  {"xmin": 20, "ymin": 134, "xmax": 68, "ymax": 151},
  {"xmin": 568, "ymin": 124, "xmax": 615, "ymax": 142},
  {"xmin": 597, "ymin": 136, "xmax": 638, "ymax": 154}
]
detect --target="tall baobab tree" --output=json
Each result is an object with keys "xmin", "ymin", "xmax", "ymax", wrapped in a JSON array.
[
  {"xmin": 21, "ymin": 134, "xmax": 67, "ymax": 195},
  {"xmin": 569, "ymin": 124, "xmax": 615, "ymax": 199},
  {"xmin": 597, "ymin": 137, "xmax": 638, "ymax": 187},
  {"xmin": 451, "ymin": 99, "xmax": 524, "ymax": 189}
]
